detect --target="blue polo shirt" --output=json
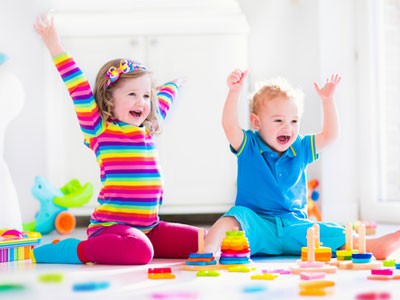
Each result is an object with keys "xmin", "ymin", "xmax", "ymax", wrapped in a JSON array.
[{"xmin": 232, "ymin": 130, "xmax": 318, "ymax": 221}]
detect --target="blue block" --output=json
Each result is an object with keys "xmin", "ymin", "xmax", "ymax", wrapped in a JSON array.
[
  {"xmin": 352, "ymin": 258, "xmax": 371, "ymax": 264},
  {"xmin": 219, "ymin": 259, "xmax": 250, "ymax": 265},
  {"xmin": 185, "ymin": 260, "xmax": 216, "ymax": 266},
  {"xmin": 188, "ymin": 252, "xmax": 213, "ymax": 259},
  {"xmin": 352, "ymin": 253, "xmax": 372, "ymax": 259},
  {"xmin": 73, "ymin": 281, "xmax": 110, "ymax": 292}
]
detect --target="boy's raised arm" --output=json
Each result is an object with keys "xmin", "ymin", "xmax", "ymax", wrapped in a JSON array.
[
  {"xmin": 222, "ymin": 69, "xmax": 248, "ymax": 151},
  {"xmin": 314, "ymin": 74, "xmax": 341, "ymax": 152}
]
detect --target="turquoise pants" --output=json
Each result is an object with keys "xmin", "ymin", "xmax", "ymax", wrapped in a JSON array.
[{"xmin": 223, "ymin": 206, "xmax": 345, "ymax": 256}]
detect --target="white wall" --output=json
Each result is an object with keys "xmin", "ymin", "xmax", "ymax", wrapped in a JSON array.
[
  {"xmin": 1, "ymin": 0, "xmax": 52, "ymax": 222},
  {"xmin": 237, "ymin": 0, "xmax": 320, "ymax": 153},
  {"xmin": 317, "ymin": 1, "xmax": 358, "ymax": 223},
  {"xmin": 2, "ymin": 0, "xmax": 359, "ymax": 223}
]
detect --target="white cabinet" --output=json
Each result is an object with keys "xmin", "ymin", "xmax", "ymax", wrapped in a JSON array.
[
  {"xmin": 45, "ymin": 2, "xmax": 249, "ymax": 215},
  {"xmin": 148, "ymin": 34, "xmax": 248, "ymax": 213}
]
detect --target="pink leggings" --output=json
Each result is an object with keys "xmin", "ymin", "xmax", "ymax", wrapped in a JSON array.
[{"xmin": 77, "ymin": 222, "xmax": 201, "ymax": 265}]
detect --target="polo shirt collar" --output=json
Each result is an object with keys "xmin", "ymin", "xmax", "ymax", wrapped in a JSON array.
[{"xmin": 255, "ymin": 131, "xmax": 299, "ymax": 158}]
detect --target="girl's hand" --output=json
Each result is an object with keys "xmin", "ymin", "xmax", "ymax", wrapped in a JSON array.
[
  {"xmin": 227, "ymin": 69, "xmax": 248, "ymax": 93},
  {"xmin": 34, "ymin": 15, "xmax": 64, "ymax": 56},
  {"xmin": 155, "ymin": 78, "xmax": 186, "ymax": 92},
  {"xmin": 314, "ymin": 74, "xmax": 341, "ymax": 101},
  {"xmin": 170, "ymin": 78, "xmax": 185, "ymax": 89}
]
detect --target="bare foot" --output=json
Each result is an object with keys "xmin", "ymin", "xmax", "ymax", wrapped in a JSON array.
[{"xmin": 366, "ymin": 230, "xmax": 400, "ymax": 260}]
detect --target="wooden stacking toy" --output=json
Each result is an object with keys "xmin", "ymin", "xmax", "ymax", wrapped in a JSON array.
[
  {"xmin": 334, "ymin": 223, "xmax": 359, "ymax": 262},
  {"xmin": 183, "ymin": 228, "xmax": 217, "ymax": 270},
  {"xmin": 291, "ymin": 226, "xmax": 336, "ymax": 274},
  {"xmin": 301, "ymin": 224, "xmax": 332, "ymax": 262},
  {"xmin": 353, "ymin": 220, "xmax": 377, "ymax": 235},
  {"xmin": 338, "ymin": 223, "xmax": 382, "ymax": 270},
  {"xmin": 219, "ymin": 228, "xmax": 251, "ymax": 265}
]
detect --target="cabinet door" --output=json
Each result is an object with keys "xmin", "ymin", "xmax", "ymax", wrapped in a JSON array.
[
  {"xmin": 45, "ymin": 36, "xmax": 147, "ymax": 209},
  {"xmin": 147, "ymin": 34, "xmax": 248, "ymax": 213},
  {"xmin": 63, "ymin": 36, "xmax": 147, "ymax": 85}
]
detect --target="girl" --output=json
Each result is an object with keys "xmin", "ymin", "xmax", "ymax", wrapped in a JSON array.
[{"xmin": 32, "ymin": 15, "xmax": 200, "ymax": 265}]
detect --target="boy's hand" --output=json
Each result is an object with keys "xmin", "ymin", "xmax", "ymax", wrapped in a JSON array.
[
  {"xmin": 227, "ymin": 69, "xmax": 248, "ymax": 93},
  {"xmin": 314, "ymin": 74, "xmax": 341, "ymax": 101},
  {"xmin": 34, "ymin": 15, "xmax": 64, "ymax": 56}
]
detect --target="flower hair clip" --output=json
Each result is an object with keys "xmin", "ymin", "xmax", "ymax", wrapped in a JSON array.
[{"xmin": 105, "ymin": 59, "xmax": 147, "ymax": 88}]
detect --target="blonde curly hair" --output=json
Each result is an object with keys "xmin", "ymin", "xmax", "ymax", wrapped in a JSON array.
[
  {"xmin": 250, "ymin": 77, "xmax": 304, "ymax": 116},
  {"xmin": 93, "ymin": 59, "xmax": 161, "ymax": 135}
]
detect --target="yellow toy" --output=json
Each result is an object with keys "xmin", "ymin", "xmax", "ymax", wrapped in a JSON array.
[{"xmin": 299, "ymin": 280, "xmax": 335, "ymax": 296}]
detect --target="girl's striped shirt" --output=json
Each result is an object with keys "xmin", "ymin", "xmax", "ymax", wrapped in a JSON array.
[{"xmin": 53, "ymin": 53, "xmax": 178, "ymax": 236}]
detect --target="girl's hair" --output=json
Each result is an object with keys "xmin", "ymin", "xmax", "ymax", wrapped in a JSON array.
[
  {"xmin": 250, "ymin": 77, "xmax": 304, "ymax": 116},
  {"xmin": 93, "ymin": 58, "xmax": 161, "ymax": 134}
]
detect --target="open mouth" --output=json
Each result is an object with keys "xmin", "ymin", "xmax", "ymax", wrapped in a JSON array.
[
  {"xmin": 277, "ymin": 135, "xmax": 290, "ymax": 144},
  {"xmin": 129, "ymin": 110, "xmax": 142, "ymax": 118}
]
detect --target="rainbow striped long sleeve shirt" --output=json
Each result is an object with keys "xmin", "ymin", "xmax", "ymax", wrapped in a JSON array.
[{"xmin": 53, "ymin": 53, "xmax": 178, "ymax": 235}]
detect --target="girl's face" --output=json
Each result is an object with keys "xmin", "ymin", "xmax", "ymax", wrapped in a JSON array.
[
  {"xmin": 251, "ymin": 96, "xmax": 300, "ymax": 155},
  {"xmin": 111, "ymin": 74, "xmax": 152, "ymax": 126}
]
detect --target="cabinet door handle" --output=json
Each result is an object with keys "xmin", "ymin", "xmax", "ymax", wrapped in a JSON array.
[
  {"xmin": 149, "ymin": 39, "xmax": 158, "ymax": 47},
  {"xmin": 130, "ymin": 39, "xmax": 139, "ymax": 47}
]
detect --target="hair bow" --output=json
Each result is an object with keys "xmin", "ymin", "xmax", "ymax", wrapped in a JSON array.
[{"xmin": 105, "ymin": 59, "xmax": 147, "ymax": 88}]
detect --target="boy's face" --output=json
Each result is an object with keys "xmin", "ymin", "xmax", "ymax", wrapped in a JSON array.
[
  {"xmin": 250, "ymin": 96, "xmax": 300, "ymax": 155},
  {"xmin": 111, "ymin": 74, "xmax": 152, "ymax": 126}
]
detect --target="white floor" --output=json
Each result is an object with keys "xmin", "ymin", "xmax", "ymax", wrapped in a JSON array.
[{"xmin": 1, "ymin": 224, "xmax": 400, "ymax": 300}]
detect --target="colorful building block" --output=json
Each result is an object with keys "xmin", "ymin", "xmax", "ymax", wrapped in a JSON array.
[
  {"xmin": 299, "ymin": 279, "xmax": 335, "ymax": 296},
  {"xmin": 148, "ymin": 267, "xmax": 176, "ymax": 279},
  {"xmin": 185, "ymin": 252, "xmax": 216, "ymax": 266},
  {"xmin": 228, "ymin": 265, "xmax": 255, "ymax": 273},
  {"xmin": 355, "ymin": 292, "xmax": 391, "ymax": 300},
  {"xmin": 262, "ymin": 269, "xmax": 291, "ymax": 275},
  {"xmin": 250, "ymin": 273, "xmax": 279, "ymax": 280},
  {"xmin": 371, "ymin": 269, "xmax": 393, "ymax": 276},
  {"xmin": 383, "ymin": 260, "xmax": 396, "ymax": 267},
  {"xmin": 72, "ymin": 281, "xmax": 110, "ymax": 292},
  {"xmin": 0, "ymin": 229, "xmax": 41, "ymax": 263},
  {"xmin": 196, "ymin": 270, "xmax": 220, "ymax": 277},
  {"xmin": 300, "ymin": 272, "xmax": 326, "ymax": 280},
  {"xmin": 299, "ymin": 280, "xmax": 335, "ymax": 289}
]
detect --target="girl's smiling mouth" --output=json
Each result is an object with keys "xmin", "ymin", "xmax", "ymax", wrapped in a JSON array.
[{"xmin": 130, "ymin": 110, "xmax": 142, "ymax": 117}]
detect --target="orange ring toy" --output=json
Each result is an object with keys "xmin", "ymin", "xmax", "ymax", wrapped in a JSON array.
[{"xmin": 55, "ymin": 211, "xmax": 76, "ymax": 234}]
